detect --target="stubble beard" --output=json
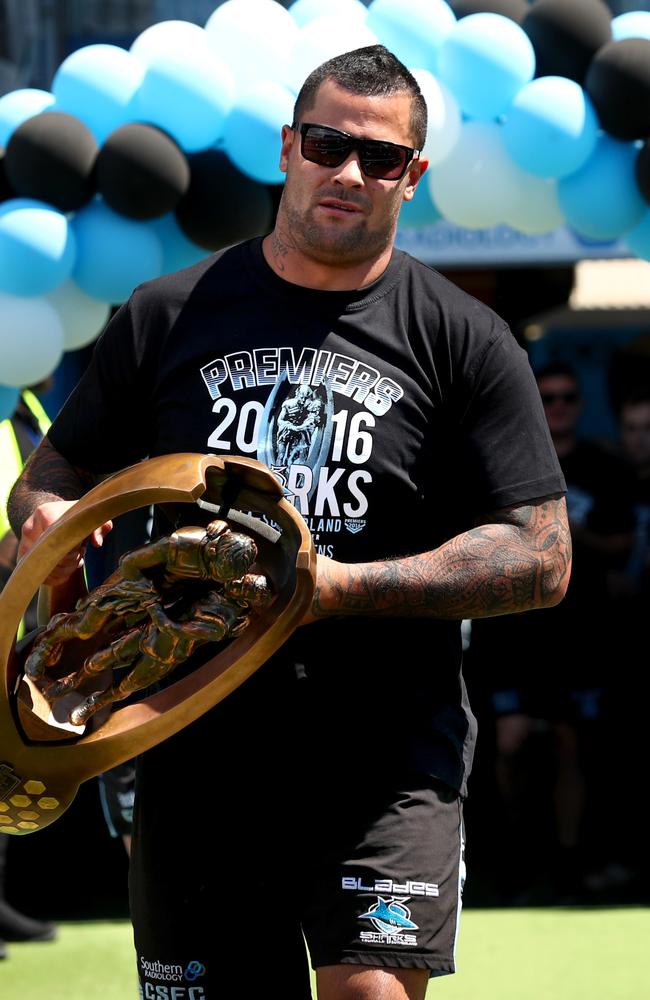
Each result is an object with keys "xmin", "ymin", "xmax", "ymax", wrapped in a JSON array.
[{"xmin": 280, "ymin": 190, "xmax": 399, "ymax": 268}]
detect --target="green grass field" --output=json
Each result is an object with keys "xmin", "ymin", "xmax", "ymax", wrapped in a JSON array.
[{"xmin": 2, "ymin": 908, "xmax": 648, "ymax": 999}]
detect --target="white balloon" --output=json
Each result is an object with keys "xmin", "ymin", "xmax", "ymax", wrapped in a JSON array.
[
  {"xmin": 0, "ymin": 292, "xmax": 64, "ymax": 388},
  {"xmin": 287, "ymin": 16, "xmax": 378, "ymax": 95},
  {"xmin": 429, "ymin": 120, "xmax": 522, "ymax": 229},
  {"xmin": 47, "ymin": 280, "xmax": 111, "ymax": 351},
  {"xmin": 289, "ymin": 0, "xmax": 368, "ymax": 28},
  {"xmin": 130, "ymin": 21, "xmax": 212, "ymax": 66},
  {"xmin": 411, "ymin": 68, "xmax": 461, "ymax": 167},
  {"xmin": 205, "ymin": 0, "xmax": 299, "ymax": 91},
  {"xmin": 503, "ymin": 171, "xmax": 564, "ymax": 235}
]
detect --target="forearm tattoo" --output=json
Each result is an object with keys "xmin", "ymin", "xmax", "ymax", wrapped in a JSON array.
[
  {"xmin": 7, "ymin": 437, "xmax": 96, "ymax": 535},
  {"xmin": 312, "ymin": 496, "xmax": 571, "ymax": 620}
]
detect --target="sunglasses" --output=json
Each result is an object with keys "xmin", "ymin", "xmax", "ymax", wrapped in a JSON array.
[
  {"xmin": 540, "ymin": 392, "xmax": 580, "ymax": 405},
  {"xmin": 292, "ymin": 122, "xmax": 420, "ymax": 180}
]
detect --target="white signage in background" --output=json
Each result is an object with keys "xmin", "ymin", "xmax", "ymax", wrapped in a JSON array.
[{"xmin": 396, "ymin": 222, "xmax": 631, "ymax": 268}]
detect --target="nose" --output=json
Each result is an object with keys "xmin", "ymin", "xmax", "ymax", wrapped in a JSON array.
[{"xmin": 331, "ymin": 152, "xmax": 364, "ymax": 187}]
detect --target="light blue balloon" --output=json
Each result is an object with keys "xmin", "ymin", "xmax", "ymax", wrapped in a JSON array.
[
  {"xmin": 558, "ymin": 136, "xmax": 646, "ymax": 240},
  {"xmin": 437, "ymin": 14, "xmax": 535, "ymax": 121},
  {"xmin": 72, "ymin": 199, "xmax": 163, "ymax": 304},
  {"xmin": 625, "ymin": 208, "xmax": 650, "ymax": 261},
  {"xmin": 399, "ymin": 185, "xmax": 442, "ymax": 229},
  {"xmin": 612, "ymin": 12, "xmax": 650, "ymax": 42},
  {"xmin": 223, "ymin": 82, "xmax": 294, "ymax": 185},
  {"xmin": 502, "ymin": 76, "xmax": 599, "ymax": 179},
  {"xmin": 289, "ymin": 0, "xmax": 368, "ymax": 27},
  {"xmin": 0, "ymin": 199, "xmax": 76, "ymax": 296},
  {"xmin": 133, "ymin": 49, "xmax": 235, "ymax": 153},
  {"xmin": 0, "ymin": 385, "xmax": 20, "ymax": 421},
  {"xmin": 0, "ymin": 89, "xmax": 54, "ymax": 148},
  {"xmin": 366, "ymin": 0, "xmax": 456, "ymax": 75},
  {"xmin": 150, "ymin": 214, "xmax": 211, "ymax": 275},
  {"xmin": 52, "ymin": 44, "xmax": 144, "ymax": 143}
]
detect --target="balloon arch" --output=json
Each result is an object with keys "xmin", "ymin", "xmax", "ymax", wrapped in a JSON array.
[{"xmin": 3, "ymin": 0, "xmax": 650, "ymax": 411}]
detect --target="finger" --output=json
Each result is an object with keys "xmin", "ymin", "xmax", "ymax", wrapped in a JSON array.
[{"xmin": 89, "ymin": 520, "xmax": 113, "ymax": 547}]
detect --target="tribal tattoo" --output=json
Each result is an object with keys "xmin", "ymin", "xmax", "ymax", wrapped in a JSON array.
[{"xmin": 311, "ymin": 495, "xmax": 571, "ymax": 620}]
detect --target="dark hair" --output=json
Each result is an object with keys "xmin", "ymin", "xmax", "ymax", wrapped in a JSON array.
[
  {"xmin": 292, "ymin": 45, "xmax": 427, "ymax": 150},
  {"xmin": 535, "ymin": 362, "xmax": 580, "ymax": 385}
]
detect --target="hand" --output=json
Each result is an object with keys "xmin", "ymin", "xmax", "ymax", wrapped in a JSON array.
[{"xmin": 18, "ymin": 500, "xmax": 113, "ymax": 586}]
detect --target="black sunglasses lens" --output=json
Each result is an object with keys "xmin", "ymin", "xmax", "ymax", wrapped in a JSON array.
[
  {"xmin": 302, "ymin": 127, "xmax": 350, "ymax": 168},
  {"xmin": 359, "ymin": 142, "xmax": 408, "ymax": 179},
  {"xmin": 541, "ymin": 392, "xmax": 579, "ymax": 405},
  {"xmin": 300, "ymin": 126, "xmax": 410, "ymax": 179}
]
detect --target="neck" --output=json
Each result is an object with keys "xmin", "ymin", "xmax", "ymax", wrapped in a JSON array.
[{"xmin": 262, "ymin": 221, "xmax": 394, "ymax": 291}]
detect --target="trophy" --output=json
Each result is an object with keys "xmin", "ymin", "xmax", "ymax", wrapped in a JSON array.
[{"xmin": 0, "ymin": 454, "xmax": 315, "ymax": 835}]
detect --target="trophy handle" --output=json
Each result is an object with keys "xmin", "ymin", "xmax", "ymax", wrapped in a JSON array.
[{"xmin": 0, "ymin": 453, "xmax": 315, "ymax": 835}]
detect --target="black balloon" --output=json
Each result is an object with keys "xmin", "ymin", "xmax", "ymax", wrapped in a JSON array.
[
  {"xmin": 176, "ymin": 150, "xmax": 274, "ymax": 252},
  {"xmin": 522, "ymin": 0, "xmax": 612, "ymax": 82},
  {"xmin": 5, "ymin": 111, "xmax": 98, "ymax": 211},
  {"xmin": 586, "ymin": 38, "xmax": 650, "ymax": 140},
  {"xmin": 96, "ymin": 123, "xmax": 190, "ymax": 221},
  {"xmin": 449, "ymin": 0, "xmax": 529, "ymax": 22},
  {"xmin": 0, "ymin": 147, "xmax": 16, "ymax": 205}
]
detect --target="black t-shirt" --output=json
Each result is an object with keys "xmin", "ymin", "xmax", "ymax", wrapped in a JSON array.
[{"xmin": 48, "ymin": 238, "xmax": 564, "ymax": 795}]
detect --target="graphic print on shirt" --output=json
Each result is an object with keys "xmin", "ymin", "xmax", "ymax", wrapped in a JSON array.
[{"xmin": 199, "ymin": 346, "xmax": 404, "ymax": 556}]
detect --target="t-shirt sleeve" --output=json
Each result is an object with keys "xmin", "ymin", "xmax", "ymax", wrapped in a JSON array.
[
  {"xmin": 458, "ymin": 326, "xmax": 566, "ymax": 512},
  {"xmin": 48, "ymin": 294, "xmax": 154, "ymax": 475}
]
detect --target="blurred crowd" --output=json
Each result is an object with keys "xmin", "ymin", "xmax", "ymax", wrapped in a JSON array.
[{"xmin": 466, "ymin": 359, "xmax": 650, "ymax": 906}]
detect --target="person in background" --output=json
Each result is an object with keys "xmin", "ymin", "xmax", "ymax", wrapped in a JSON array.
[
  {"xmin": 472, "ymin": 363, "xmax": 635, "ymax": 902},
  {"xmin": 0, "ymin": 388, "xmax": 57, "ymax": 958}
]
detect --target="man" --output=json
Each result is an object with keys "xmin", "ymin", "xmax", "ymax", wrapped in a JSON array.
[
  {"xmin": 8, "ymin": 46, "xmax": 569, "ymax": 1000},
  {"xmin": 472, "ymin": 363, "xmax": 632, "ymax": 902}
]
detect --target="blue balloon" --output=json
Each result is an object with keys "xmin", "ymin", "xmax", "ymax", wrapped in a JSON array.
[
  {"xmin": 222, "ymin": 82, "xmax": 295, "ymax": 185},
  {"xmin": 399, "ymin": 184, "xmax": 442, "ymax": 229},
  {"xmin": 366, "ymin": 0, "xmax": 456, "ymax": 75},
  {"xmin": 437, "ymin": 14, "xmax": 535, "ymax": 121},
  {"xmin": 289, "ymin": 0, "xmax": 368, "ymax": 26},
  {"xmin": 72, "ymin": 199, "xmax": 163, "ymax": 304},
  {"xmin": 625, "ymin": 208, "xmax": 650, "ymax": 261},
  {"xmin": 0, "ymin": 89, "xmax": 54, "ymax": 148},
  {"xmin": 612, "ymin": 12, "xmax": 650, "ymax": 42},
  {"xmin": 0, "ymin": 198, "xmax": 76, "ymax": 296},
  {"xmin": 133, "ymin": 49, "xmax": 235, "ymax": 153},
  {"xmin": 150, "ymin": 214, "xmax": 211, "ymax": 275},
  {"xmin": 52, "ymin": 45, "xmax": 144, "ymax": 143},
  {"xmin": 502, "ymin": 76, "xmax": 599, "ymax": 179},
  {"xmin": 558, "ymin": 135, "xmax": 646, "ymax": 240},
  {"xmin": 0, "ymin": 385, "xmax": 20, "ymax": 421}
]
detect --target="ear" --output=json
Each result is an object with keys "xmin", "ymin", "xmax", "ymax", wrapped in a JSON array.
[
  {"xmin": 279, "ymin": 124, "xmax": 295, "ymax": 175},
  {"xmin": 402, "ymin": 156, "xmax": 429, "ymax": 203}
]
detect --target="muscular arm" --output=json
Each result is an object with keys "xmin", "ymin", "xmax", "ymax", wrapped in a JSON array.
[{"xmin": 310, "ymin": 494, "xmax": 571, "ymax": 621}]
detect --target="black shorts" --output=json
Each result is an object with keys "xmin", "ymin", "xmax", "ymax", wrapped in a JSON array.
[{"xmin": 129, "ymin": 671, "xmax": 466, "ymax": 1000}]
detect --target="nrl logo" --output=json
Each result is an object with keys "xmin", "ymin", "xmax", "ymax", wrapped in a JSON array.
[
  {"xmin": 0, "ymin": 762, "xmax": 21, "ymax": 801},
  {"xmin": 344, "ymin": 519, "xmax": 366, "ymax": 535}
]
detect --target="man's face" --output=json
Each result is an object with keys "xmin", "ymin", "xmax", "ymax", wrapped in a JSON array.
[
  {"xmin": 538, "ymin": 374, "xmax": 582, "ymax": 436},
  {"xmin": 620, "ymin": 402, "xmax": 650, "ymax": 467},
  {"xmin": 278, "ymin": 78, "xmax": 426, "ymax": 267}
]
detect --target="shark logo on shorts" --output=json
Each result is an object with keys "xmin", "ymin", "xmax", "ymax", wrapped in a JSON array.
[{"xmin": 359, "ymin": 896, "xmax": 419, "ymax": 936}]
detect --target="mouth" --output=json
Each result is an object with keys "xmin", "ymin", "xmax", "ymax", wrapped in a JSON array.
[{"xmin": 318, "ymin": 198, "xmax": 364, "ymax": 216}]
